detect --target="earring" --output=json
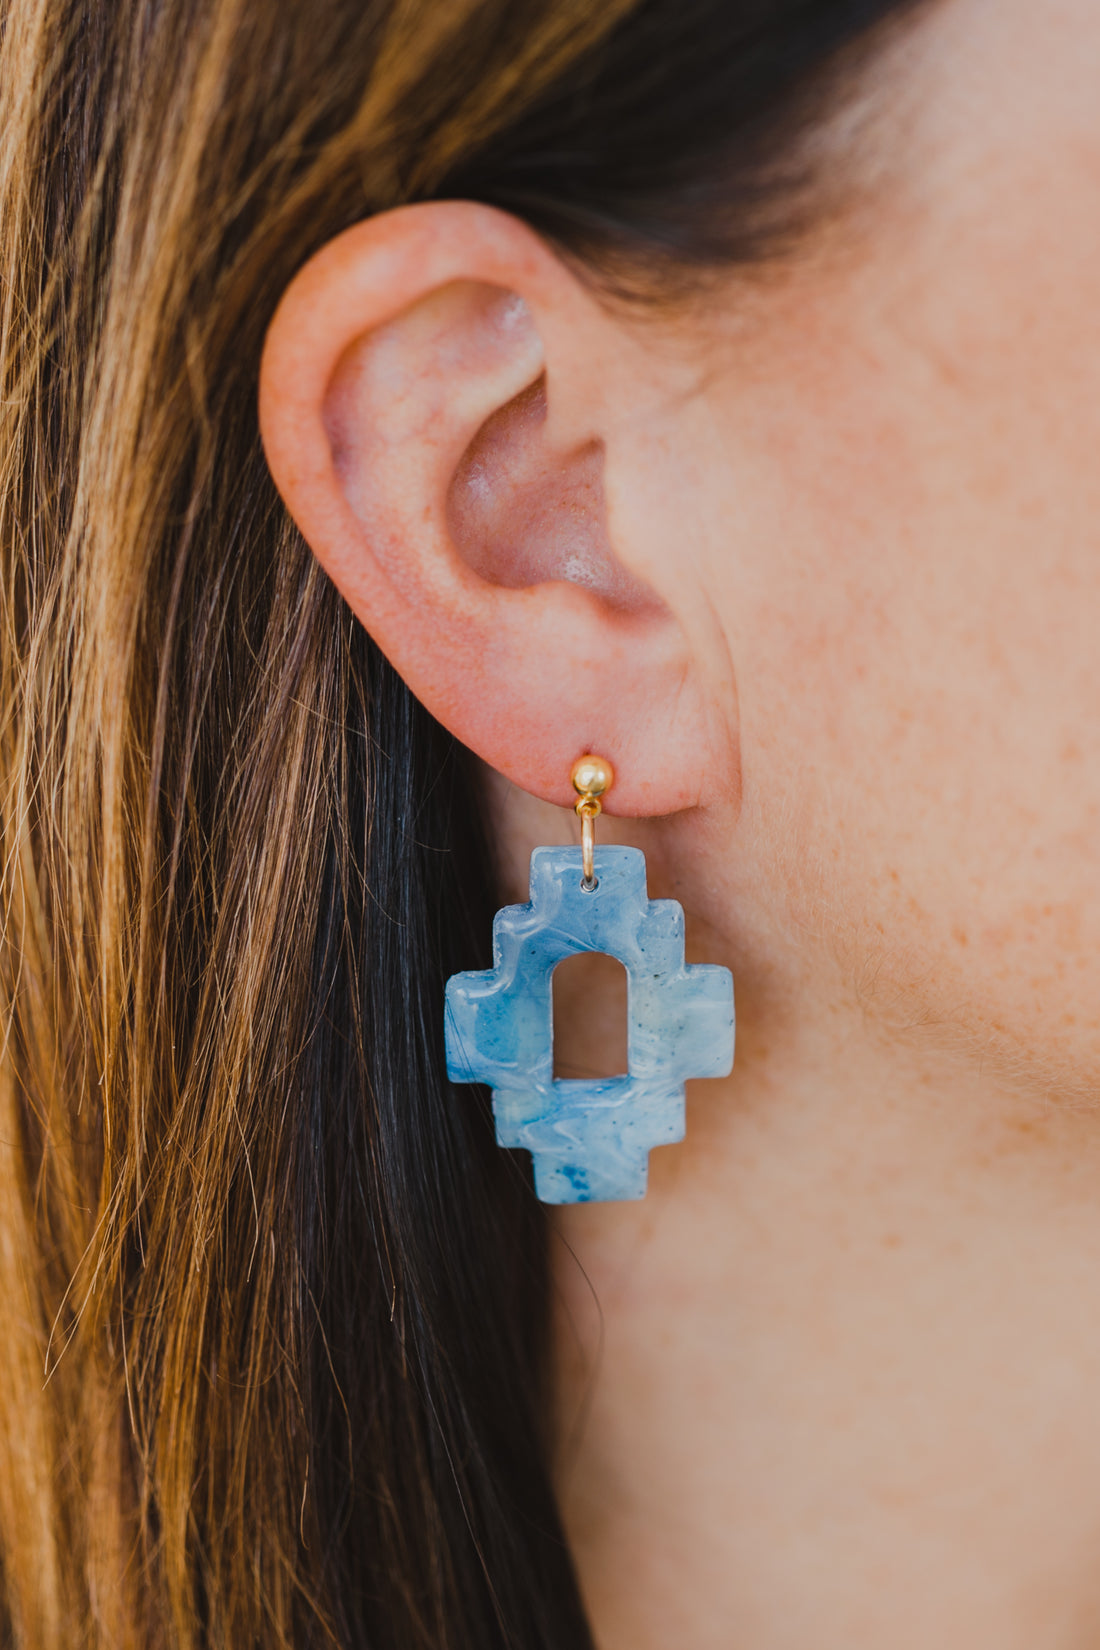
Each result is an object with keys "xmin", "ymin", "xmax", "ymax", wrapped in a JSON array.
[{"xmin": 444, "ymin": 756, "xmax": 735, "ymax": 1204}]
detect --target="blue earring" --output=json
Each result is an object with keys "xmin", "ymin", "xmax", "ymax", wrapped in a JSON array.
[{"xmin": 445, "ymin": 756, "xmax": 735, "ymax": 1204}]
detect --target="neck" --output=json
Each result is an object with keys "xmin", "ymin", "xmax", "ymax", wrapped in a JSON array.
[{"xmin": 551, "ymin": 975, "xmax": 1100, "ymax": 1648}]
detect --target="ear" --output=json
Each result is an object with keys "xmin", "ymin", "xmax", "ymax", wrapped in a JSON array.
[{"xmin": 259, "ymin": 201, "xmax": 724, "ymax": 815}]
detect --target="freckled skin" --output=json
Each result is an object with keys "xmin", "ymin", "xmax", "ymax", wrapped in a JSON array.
[
  {"xmin": 262, "ymin": 0, "xmax": 1100, "ymax": 1639},
  {"xmin": 539, "ymin": 3, "xmax": 1100, "ymax": 1644}
]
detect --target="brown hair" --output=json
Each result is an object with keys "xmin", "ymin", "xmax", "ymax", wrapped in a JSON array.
[{"xmin": 0, "ymin": 0, "xmax": 912, "ymax": 1643}]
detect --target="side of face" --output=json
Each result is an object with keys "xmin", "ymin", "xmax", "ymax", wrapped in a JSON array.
[
  {"xmin": 260, "ymin": 0, "xmax": 1100, "ymax": 1102},
  {"xmin": 661, "ymin": 0, "xmax": 1100, "ymax": 1092}
]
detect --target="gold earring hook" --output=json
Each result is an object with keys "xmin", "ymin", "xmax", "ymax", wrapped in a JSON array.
[{"xmin": 570, "ymin": 754, "xmax": 614, "ymax": 890}]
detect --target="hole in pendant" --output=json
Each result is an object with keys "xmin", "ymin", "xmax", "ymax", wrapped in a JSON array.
[{"xmin": 552, "ymin": 952, "xmax": 628, "ymax": 1080}]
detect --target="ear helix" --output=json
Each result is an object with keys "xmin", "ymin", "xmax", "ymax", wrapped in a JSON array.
[{"xmin": 443, "ymin": 756, "xmax": 735, "ymax": 1204}]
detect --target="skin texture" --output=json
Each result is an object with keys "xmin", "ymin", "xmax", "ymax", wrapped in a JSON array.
[{"xmin": 260, "ymin": 0, "xmax": 1100, "ymax": 1642}]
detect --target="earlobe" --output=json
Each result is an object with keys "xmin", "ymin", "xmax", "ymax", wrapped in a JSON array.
[{"xmin": 259, "ymin": 201, "xmax": 721, "ymax": 815}]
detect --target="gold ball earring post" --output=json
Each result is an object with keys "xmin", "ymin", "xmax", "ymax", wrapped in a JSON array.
[{"xmin": 571, "ymin": 754, "xmax": 614, "ymax": 888}]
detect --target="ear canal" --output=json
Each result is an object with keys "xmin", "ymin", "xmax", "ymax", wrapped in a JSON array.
[{"xmin": 448, "ymin": 376, "xmax": 662, "ymax": 615}]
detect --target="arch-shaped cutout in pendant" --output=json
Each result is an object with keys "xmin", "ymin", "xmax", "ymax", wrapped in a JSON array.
[
  {"xmin": 552, "ymin": 951, "xmax": 629, "ymax": 1080},
  {"xmin": 445, "ymin": 846, "xmax": 735, "ymax": 1205}
]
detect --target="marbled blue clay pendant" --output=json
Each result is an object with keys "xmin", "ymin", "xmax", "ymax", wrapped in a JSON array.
[{"xmin": 445, "ymin": 756, "xmax": 735, "ymax": 1204}]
